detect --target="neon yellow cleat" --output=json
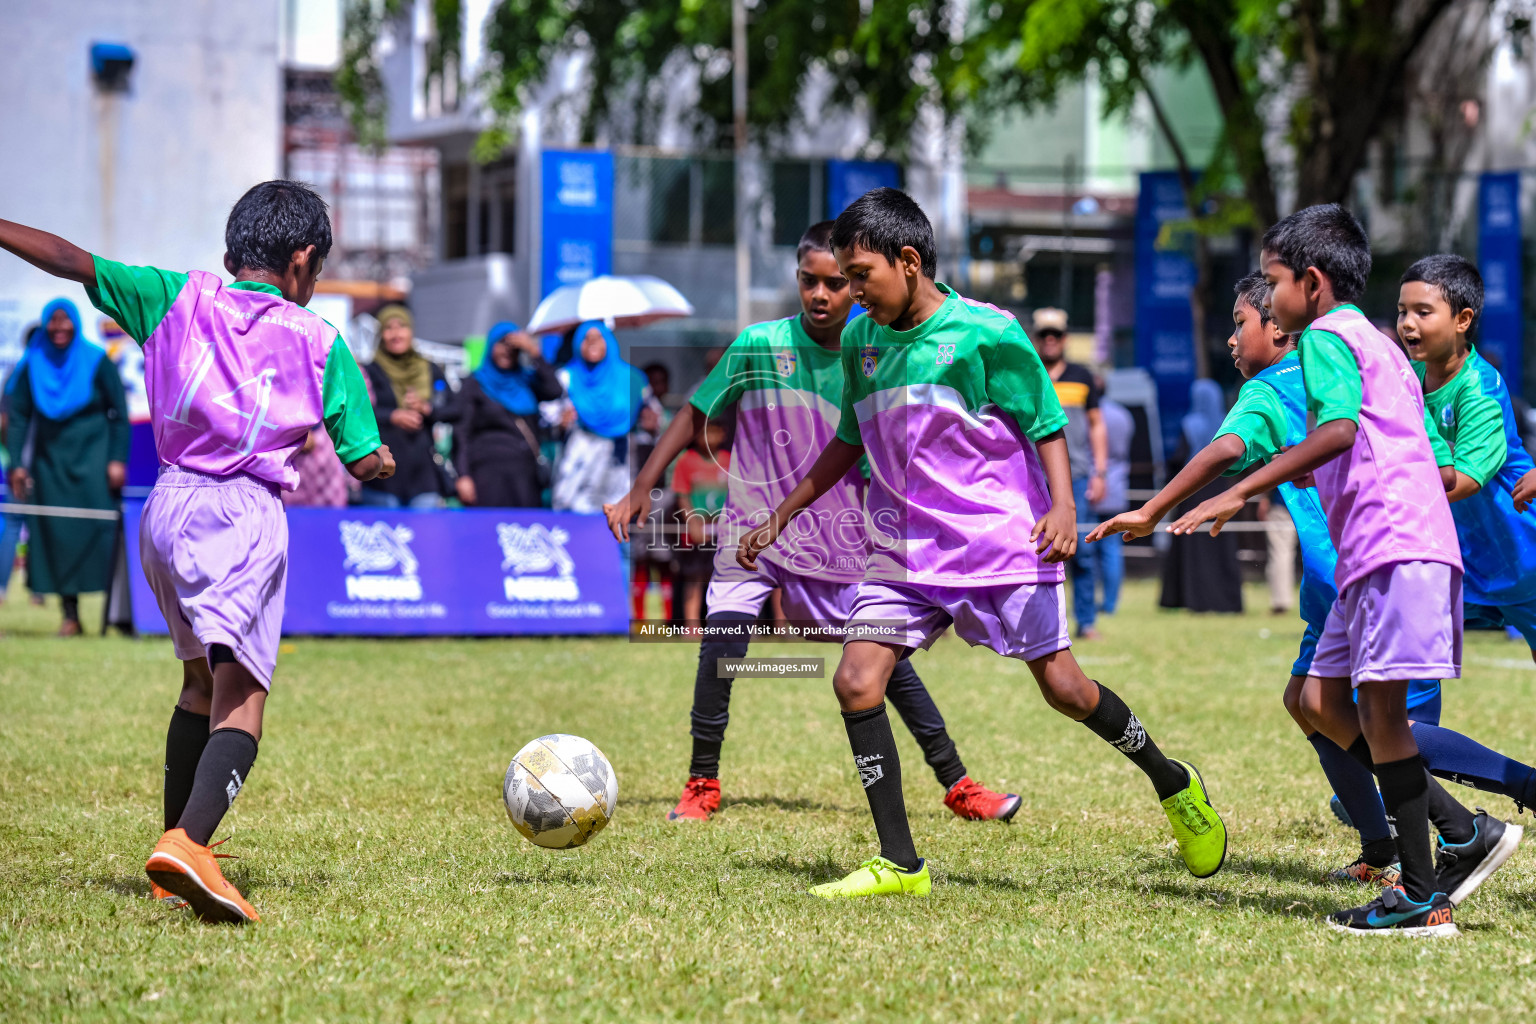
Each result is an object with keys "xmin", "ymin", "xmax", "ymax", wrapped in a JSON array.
[
  {"xmin": 809, "ymin": 856, "xmax": 932, "ymax": 899},
  {"xmin": 1161, "ymin": 759, "xmax": 1227, "ymax": 878}
]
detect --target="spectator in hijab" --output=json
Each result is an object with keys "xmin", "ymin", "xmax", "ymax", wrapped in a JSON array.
[
  {"xmin": 4, "ymin": 299, "xmax": 128, "ymax": 634},
  {"xmin": 1160, "ymin": 378, "xmax": 1243, "ymax": 613},
  {"xmin": 455, "ymin": 321, "xmax": 562, "ymax": 507},
  {"xmin": 1, "ymin": 335, "xmax": 33, "ymax": 604},
  {"xmin": 549, "ymin": 320, "xmax": 655, "ymax": 513},
  {"xmin": 361, "ymin": 305, "xmax": 460, "ymax": 509}
]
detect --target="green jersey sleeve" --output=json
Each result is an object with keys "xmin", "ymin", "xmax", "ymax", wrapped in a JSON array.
[
  {"xmin": 1299, "ymin": 329, "xmax": 1363, "ymax": 426},
  {"xmin": 1215, "ymin": 382, "xmax": 1291, "ymax": 475},
  {"xmin": 985, "ymin": 320, "xmax": 1068, "ymax": 441},
  {"xmin": 85, "ymin": 256, "xmax": 189, "ymax": 345},
  {"xmin": 1447, "ymin": 384, "xmax": 1507, "ymax": 485},
  {"xmin": 322, "ymin": 337, "xmax": 382, "ymax": 463},
  {"xmin": 835, "ymin": 341, "xmax": 865, "ymax": 447},
  {"xmin": 689, "ymin": 337, "xmax": 756, "ymax": 417},
  {"xmin": 1426, "ymin": 407, "xmax": 1454, "ymax": 469}
]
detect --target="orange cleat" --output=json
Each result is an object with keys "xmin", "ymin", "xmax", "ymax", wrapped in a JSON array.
[
  {"xmin": 944, "ymin": 776, "xmax": 1022, "ymax": 822},
  {"xmin": 144, "ymin": 828, "xmax": 259, "ymax": 924},
  {"xmin": 666, "ymin": 776, "xmax": 721, "ymax": 822}
]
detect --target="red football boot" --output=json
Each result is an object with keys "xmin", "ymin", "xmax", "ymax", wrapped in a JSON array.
[
  {"xmin": 666, "ymin": 776, "xmax": 722, "ymax": 822},
  {"xmin": 944, "ymin": 776, "xmax": 1022, "ymax": 822}
]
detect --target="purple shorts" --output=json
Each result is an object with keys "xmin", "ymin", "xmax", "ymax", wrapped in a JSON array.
[
  {"xmin": 706, "ymin": 557, "xmax": 855, "ymax": 638},
  {"xmin": 139, "ymin": 467, "xmax": 288, "ymax": 689},
  {"xmin": 1310, "ymin": 560, "xmax": 1463, "ymax": 686},
  {"xmin": 843, "ymin": 579, "xmax": 1071, "ymax": 661}
]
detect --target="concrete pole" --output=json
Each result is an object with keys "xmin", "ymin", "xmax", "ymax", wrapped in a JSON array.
[{"xmin": 733, "ymin": 0, "xmax": 750, "ymax": 332}]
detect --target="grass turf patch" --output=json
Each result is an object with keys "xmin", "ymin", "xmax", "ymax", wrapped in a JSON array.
[{"xmin": 4, "ymin": 580, "xmax": 1536, "ymax": 1022}]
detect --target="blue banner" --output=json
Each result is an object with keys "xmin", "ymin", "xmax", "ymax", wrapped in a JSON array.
[
  {"xmin": 541, "ymin": 150, "xmax": 614, "ymax": 300},
  {"xmin": 1479, "ymin": 171, "xmax": 1524, "ymax": 399},
  {"xmin": 122, "ymin": 502, "xmax": 628, "ymax": 636},
  {"xmin": 827, "ymin": 160, "xmax": 902, "ymax": 218},
  {"xmin": 1134, "ymin": 171, "xmax": 1198, "ymax": 456}
]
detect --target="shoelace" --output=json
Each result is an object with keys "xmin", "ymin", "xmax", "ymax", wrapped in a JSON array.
[
  {"xmin": 208, "ymin": 836, "xmax": 239, "ymax": 861},
  {"xmin": 1168, "ymin": 792, "xmax": 1213, "ymax": 835}
]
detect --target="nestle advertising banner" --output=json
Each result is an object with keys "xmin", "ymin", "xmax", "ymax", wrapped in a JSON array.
[
  {"xmin": 1134, "ymin": 171, "xmax": 1198, "ymax": 456},
  {"xmin": 827, "ymin": 160, "xmax": 902, "ymax": 218},
  {"xmin": 122, "ymin": 502, "xmax": 629, "ymax": 636},
  {"xmin": 541, "ymin": 149, "xmax": 614, "ymax": 300},
  {"xmin": 1479, "ymin": 171, "xmax": 1524, "ymax": 398}
]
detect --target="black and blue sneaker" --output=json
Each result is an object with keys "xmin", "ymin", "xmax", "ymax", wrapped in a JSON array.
[
  {"xmin": 1327, "ymin": 887, "xmax": 1458, "ymax": 937},
  {"xmin": 1436, "ymin": 809, "xmax": 1524, "ymax": 906},
  {"xmin": 1329, "ymin": 794, "xmax": 1354, "ymax": 829}
]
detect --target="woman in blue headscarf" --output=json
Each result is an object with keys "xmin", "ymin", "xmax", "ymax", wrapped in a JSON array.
[
  {"xmin": 1160, "ymin": 377, "xmax": 1243, "ymax": 614},
  {"xmin": 5, "ymin": 298, "xmax": 129, "ymax": 634},
  {"xmin": 549, "ymin": 320, "xmax": 657, "ymax": 513},
  {"xmin": 454, "ymin": 321, "xmax": 563, "ymax": 507}
]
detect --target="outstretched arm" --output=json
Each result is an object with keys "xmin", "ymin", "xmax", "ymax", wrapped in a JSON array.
[
  {"xmin": 737, "ymin": 438, "xmax": 863, "ymax": 570},
  {"xmin": 604, "ymin": 402, "xmax": 707, "ymax": 541},
  {"xmin": 1087, "ymin": 434, "xmax": 1246, "ymax": 542},
  {"xmin": 0, "ymin": 219, "xmax": 96, "ymax": 284},
  {"xmin": 1171, "ymin": 419, "xmax": 1356, "ymax": 535}
]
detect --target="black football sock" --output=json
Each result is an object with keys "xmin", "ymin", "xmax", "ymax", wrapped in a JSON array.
[
  {"xmin": 61, "ymin": 595, "xmax": 80, "ymax": 623},
  {"xmin": 163, "ymin": 706, "xmax": 211, "ymax": 831},
  {"xmin": 1424, "ymin": 771, "xmax": 1477, "ymax": 846},
  {"xmin": 1345, "ymin": 734, "xmax": 1476, "ymax": 847},
  {"xmin": 686, "ymin": 611, "xmax": 754, "ymax": 779},
  {"xmin": 1374, "ymin": 754, "xmax": 1436, "ymax": 903},
  {"xmin": 843, "ymin": 703, "xmax": 920, "ymax": 872},
  {"xmin": 1080, "ymin": 682, "xmax": 1188, "ymax": 801},
  {"xmin": 1306, "ymin": 731, "xmax": 1395, "ymax": 866},
  {"xmin": 176, "ymin": 728, "xmax": 258, "ymax": 847},
  {"xmin": 885, "ymin": 659, "xmax": 967, "ymax": 790}
]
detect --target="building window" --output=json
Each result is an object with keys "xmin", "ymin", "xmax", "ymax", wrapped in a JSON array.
[{"xmin": 443, "ymin": 163, "xmax": 469, "ymax": 259}]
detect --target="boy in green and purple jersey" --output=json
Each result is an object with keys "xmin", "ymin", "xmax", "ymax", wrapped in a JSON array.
[
  {"xmin": 739, "ymin": 189, "xmax": 1226, "ymax": 898},
  {"xmin": 1173, "ymin": 204, "xmax": 1471, "ymax": 936},
  {"xmin": 607, "ymin": 222, "xmax": 1021, "ymax": 826},
  {"xmin": 0, "ymin": 181, "xmax": 393, "ymax": 924}
]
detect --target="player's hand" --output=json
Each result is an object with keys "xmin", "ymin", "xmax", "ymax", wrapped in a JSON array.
[
  {"xmin": 362, "ymin": 444, "xmax": 396, "ymax": 481},
  {"xmin": 1086, "ymin": 507, "xmax": 1155, "ymax": 543},
  {"xmin": 1514, "ymin": 468, "xmax": 1536, "ymax": 513},
  {"xmin": 1086, "ymin": 474, "xmax": 1106, "ymax": 505},
  {"xmin": 389, "ymin": 408, "xmax": 424, "ymax": 431},
  {"xmin": 1169, "ymin": 488, "xmax": 1246, "ymax": 536},
  {"xmin": 1031, "ymin": 503, "xmax": 1078, "ymax": 562},
  {"xmin": 7, "ymin": 467, "xmax": 29, "ymax": 501},
  {"xmin": 455, "ymin": 475, "xmax": 477, "ymax": 506},
  {"xmin": 106, "ymin": 461, "xmax": 126, "ymax": 491},
  {"xmin": 737, "ymin": 514, "xmax": 783, "ymax": 571},
  {"xmin": 602, "ymin": 488, "xmax": 652, "ymax": 542}
]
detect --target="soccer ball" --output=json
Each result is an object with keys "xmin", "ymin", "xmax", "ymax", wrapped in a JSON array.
[{"xmin": 503, "ymin": 733, "xmax": 618, "ymax": 849}]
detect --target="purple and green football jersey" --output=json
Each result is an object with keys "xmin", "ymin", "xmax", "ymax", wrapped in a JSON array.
[
  {"xmin": 1299, "ymin": 305, "xmax": 1461, "ymax": 590},
  {"xmin": 690, "ymin": 316, "xmax": 867, "ymax": 582},
  {"xmin": 1417, "ymin": 348, "xmax": 1536, "ymax": 607},
  {"xmin": 835, "ymin": 285, "xmax": 1069, "ymax": 585},
  {"xmin": 86, "ymin": 257, "xmax": 379, "ymax": 491}
]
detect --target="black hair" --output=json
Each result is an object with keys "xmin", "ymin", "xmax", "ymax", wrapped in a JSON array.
[
  {"xmin": 797, "ymin": 220, "xmax": 836, "ymax": 264},
  {"xmin": 224, "ymin": 180, "xmax": 333, "ymax": 275},
  {"xmin": 1233, "ymin": 271, "xmax": 1272, "ymax": 325},
  {"xmin": 1259, "ymin": 203, "xmax": 1371, "ymax": 303},
  {"xmin": 1401, "ymin": 253, "xmax": 1483, "ymax": 332},
  {"xmin": 830, "ymin": 187, "xmax": 937, "ymax": 279},
  {"xmin": 641, "ymin": 361, "xmax": 670, "ymax": 378}
]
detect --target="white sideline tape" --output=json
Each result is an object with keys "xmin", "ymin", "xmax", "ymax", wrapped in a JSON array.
[{"xmin": 0, "ymin": 503, "xmax": 121, "ymax": 521}]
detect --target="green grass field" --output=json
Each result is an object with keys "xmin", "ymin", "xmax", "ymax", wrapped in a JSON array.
[{"xmin": 5, "ymin": 577, "xmax": 1536, "ymax": 1022}]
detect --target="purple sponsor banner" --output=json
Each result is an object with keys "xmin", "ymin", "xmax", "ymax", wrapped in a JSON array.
[{"xmin": 122, "ymin": 500, "xmax": 628, "ymax": 636}]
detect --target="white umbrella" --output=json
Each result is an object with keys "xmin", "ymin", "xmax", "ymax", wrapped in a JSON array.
[{"xmin": 526, "ymin": 275, "xmax": 695, "ymax": 335}]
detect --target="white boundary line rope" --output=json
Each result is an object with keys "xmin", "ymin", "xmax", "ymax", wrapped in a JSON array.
[{"xmin": 0, "ymin": 503, "xmax": 121, "ymax": 521}]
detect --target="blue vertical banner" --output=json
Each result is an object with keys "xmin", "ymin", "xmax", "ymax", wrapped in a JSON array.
[
  {"xmin": 1479, "ymin": 171, "xmax": 1524, "ymax": 398},
  {"xmin": 1134, "ymin": 171, "xmax": 1198, "ymax": 455},
  {"xmin": 827, "ymin": 160, "xmax": 902, "ymax": 218},
  {"xmin": 541, "ymin": 150, "xmax": 614, "ymax": 299}
]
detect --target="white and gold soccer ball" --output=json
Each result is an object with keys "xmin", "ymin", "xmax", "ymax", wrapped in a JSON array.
[{"xmin": 503, "ymin": 733, "xmax": 618, "ymax": 849}]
